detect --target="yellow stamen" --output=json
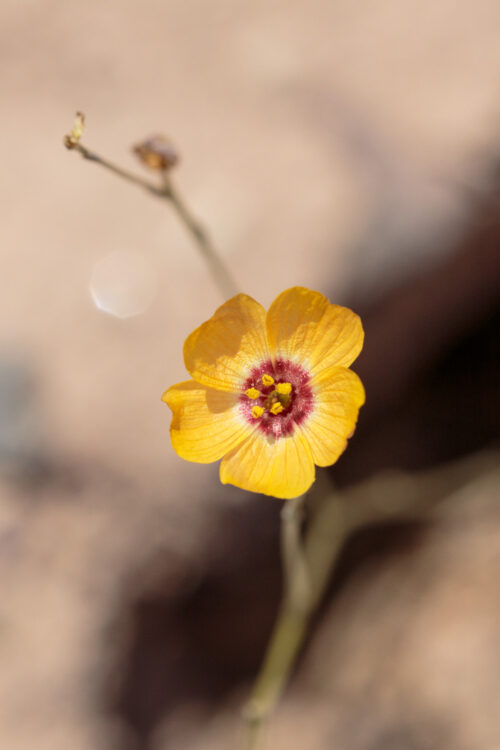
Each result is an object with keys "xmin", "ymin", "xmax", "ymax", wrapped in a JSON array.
[
  {"xmin": 262, "ymin": 374, "xmax": 274, "ymax": 386},
  {"xmin": 245, "ymin": 387, "xmax": 260, "ymax": 399},
  {"xmin": 270, "ymin": 402, "xmax": 283, "ymax": 415},
  {"xmin": 251, "ymin": 405, "xmax": 264, "ymax": 419},
  {"xmin": 276, "ymin": 382, "xmax": 292, "ymax": 395}
]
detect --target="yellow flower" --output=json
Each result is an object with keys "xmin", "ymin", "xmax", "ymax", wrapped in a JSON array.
[{"xmin": 163, "ymin": 287, "xmax": 365, "ymax": 499}]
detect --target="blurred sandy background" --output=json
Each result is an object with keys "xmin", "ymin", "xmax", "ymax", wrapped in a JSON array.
[{"xmin": 1, "ymin": 2, "xmax": 499, "ymax": 749}]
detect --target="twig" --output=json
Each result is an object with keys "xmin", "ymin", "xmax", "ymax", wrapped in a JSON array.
[
  {"xmin": 68, "ymin": 142, "xmax": 165, "ymax": 196},
  {"xmin": 162, "ymin": 174, "xmax": 238, "ymax": 299},
  {"xmin": 65, "ymin": 137, "xmax": 238, "ymax": 299}
]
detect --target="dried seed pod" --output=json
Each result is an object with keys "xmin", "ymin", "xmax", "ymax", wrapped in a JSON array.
[{"xmin": 133, "ymin": 134, "xmax": 179, "ymax": 171}]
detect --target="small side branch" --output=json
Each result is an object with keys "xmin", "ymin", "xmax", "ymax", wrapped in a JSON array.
[{"xmin": 64, "ymin": 117, "xmax": 238, "ymax": 299}]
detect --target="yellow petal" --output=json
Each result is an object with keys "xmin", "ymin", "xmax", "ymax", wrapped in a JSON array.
[
  {"xmin": 220, "ymin": 430, "xmax": 315, "ymax": 499},
  {"xmin": 301, "ymin": 366, "xmax": 365, "ymax": 467},
  {"xmin": 184, "ymin": 294, "xmax": 269, "ymax": 392},
  {"xmin": 266, "ymin": 287, "xmax": 364, "ymax": 375},
  {"xmin": 163, "ymin": 380, "xmax": 253, "ymax": 463}
]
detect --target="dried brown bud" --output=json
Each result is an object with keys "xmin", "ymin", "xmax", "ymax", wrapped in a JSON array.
[
  {"xmin": 133, "ymin": 134, "xmax": 179, "ymax": 171},
  {"xmin": 64, "ymin": 111, "xmax": 85, "ymax": 149}
]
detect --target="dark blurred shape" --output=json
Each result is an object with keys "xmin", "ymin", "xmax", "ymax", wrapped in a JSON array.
[
  {"xmin": 108, "ymin": 498, "xmax": 281, "ymax": 747},
  {"xmin": 337, "ymin": 169, "xmax": 500, "ymax": 484},
  {"xmin": 133, "ymin": 135, "xmax": 179, "ymax": 172},
  {"xmin": 0, "ymin": 353, "xmax": 52, "ymax": 486}
]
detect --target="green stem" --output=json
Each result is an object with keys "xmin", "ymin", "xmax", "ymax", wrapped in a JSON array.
[
  {"xmin": 244, "ymin": 607, "xmax": 308, "ymax": 750},
  {"xmin": 242, "ymin": 492, "xmax": 346, "ymax": 750}
]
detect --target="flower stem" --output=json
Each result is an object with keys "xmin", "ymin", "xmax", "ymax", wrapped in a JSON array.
[
  {"xmin": 65, "ymin": 140, "xmax": 238, "ymax": 299},
  {"xmin": 280, "ymin": 495, "xmax": 310, "ymax": 614},
  {"xmin": 162, "ymin": 174, "xmax": 238, "ymax": 299},
  {"xmin": 242, "ymin": 493, "xmax": 345, "ymax": 750},
  {"xmin": 243, "ymin": 495, "xmax": 308, "ymax": 750},
  {"xmin": 243, "ymin": 608, "xmax": 308, "ymax": 750}
]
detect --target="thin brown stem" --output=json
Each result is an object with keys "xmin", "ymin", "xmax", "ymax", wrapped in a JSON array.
[
  {"xmin": 70, "ymin": 142, "xmax": 164, "ymax": 196},
  {"xmin": 66, "ymin": 140, "xmax": 238, "ymax": 299},
  {"xmin": 162, "ymin": 175, "xmax": 238, "ymax": 299}
]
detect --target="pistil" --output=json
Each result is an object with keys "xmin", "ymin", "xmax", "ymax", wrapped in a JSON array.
[{"xmin": 276, "ymin": 382, "xmax": 292, "ymax": 395}]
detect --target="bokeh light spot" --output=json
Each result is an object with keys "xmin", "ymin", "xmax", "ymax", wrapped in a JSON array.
[{"xmin": 90, "ymin": 251, "xmax": 157, "ymax": 319}]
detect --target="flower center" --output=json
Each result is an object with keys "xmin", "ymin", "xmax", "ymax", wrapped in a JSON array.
[{"xmin": 239, "ymin": 359, "xmax": 314, "ymax": 439}]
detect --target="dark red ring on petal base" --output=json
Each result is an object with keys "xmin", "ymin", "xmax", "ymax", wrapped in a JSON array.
[{"xmin": 239, "ymin": 358, "xmax": 314, "ymax": 439}]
